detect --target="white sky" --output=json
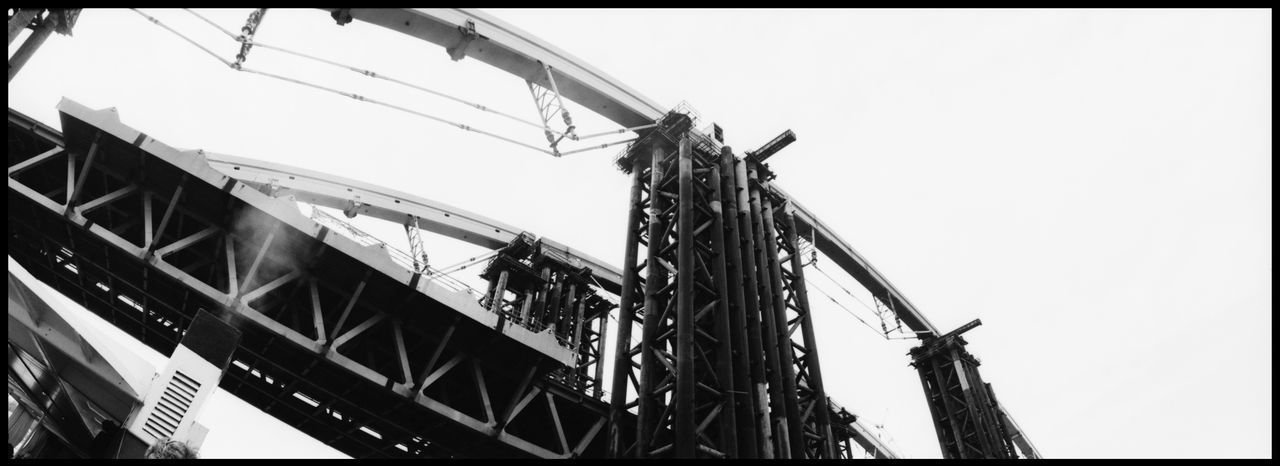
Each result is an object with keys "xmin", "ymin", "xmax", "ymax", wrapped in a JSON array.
[{"xmin": 8, "ymin": 8, "xmax": 1271, "ymax": 459}]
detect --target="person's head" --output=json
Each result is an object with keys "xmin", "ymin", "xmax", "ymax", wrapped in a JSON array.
[{"xmin": 143, "ymin": 438, "xmax": 198, "ymax": 459}]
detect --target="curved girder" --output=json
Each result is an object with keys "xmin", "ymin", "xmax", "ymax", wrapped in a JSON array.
[
  {"xmin": 202, "ymin": 152, "xmax": 625, "ymax": 296},
  {"xmin": 330, "ymin": 7, "xmax": 939, "ymax": 337},
  {"xmin": 324, "ymin": 8, "xmax": 666, "ymax": 129}
]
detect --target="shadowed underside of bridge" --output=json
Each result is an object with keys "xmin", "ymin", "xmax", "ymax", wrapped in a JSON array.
[{"xmin": 7, "ymin": 101, "xmax": 625, "ymax": 458}]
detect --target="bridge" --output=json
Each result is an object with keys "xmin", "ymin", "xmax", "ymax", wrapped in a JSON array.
[{"xmin": 8, "ymin": 8, "xmax": 1037, "ymax": 459}]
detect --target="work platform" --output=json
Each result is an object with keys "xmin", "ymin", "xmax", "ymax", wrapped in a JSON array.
[{"xmin": 8, "ymin": 100, "xmax": 615, "ymax": 458}]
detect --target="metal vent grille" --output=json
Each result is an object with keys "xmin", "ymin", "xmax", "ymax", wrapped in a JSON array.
[{"xmin": 142, "ymin": 371, "xmax": 200, "ymax": 440}]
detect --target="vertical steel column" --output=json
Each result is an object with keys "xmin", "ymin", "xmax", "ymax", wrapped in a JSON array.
[
  {"xmin": 595, "ymin": 312, "xmax": 609, "ymax": 399},
  {"xmin": 984, "ymin": 383, "xmax": 1019, "ymax": 458},
  {"xmin": 732, "ymin": 158, "xmax": 775, "ymax": 458},
  {"xmin": 756, "ymin": 183, "xmax": 803, "ymax": 458},
  {"xmin": 718, "ymin": 148, "xmax": 760, "ymax": 458},
  {"xmin": 635, "ymin": 143, "xmax": 672, "ymax": 458},
  {"xmin": 519, "ymin": 290, "xmax": 534, "ymax": 323},
  {"xmin": 571, "ymin": 293, "xmax": 587, "ymax": 348},
  {"xmin": 915, "ymin": 362, "xmax": 954, "ymax": 456},
  {"xmin": 949, "ymin": 347, "xmax": 999, "ymax": 457},
  {"xmin": 546, "ymin": 273, "xmax": 564, "ymax": 331},
  {"xmin": 570, "ymin": 297, "xmax": 592, "ymax": 391},
  {"xmin": 706, "ymin": 157, "xmax": 740, "ymax": 459},
  {"xmin": 608, "ymin": 157, "xmax": 648, "ymax": 457},
  {"xmin": 484, "ymin": 275, "xmax": 500, "ymax": 309},
  {"xmin": 929, "ymin": 356, "xmax": 969, "ymax": 457},
  {"xmin": 561, "ymin": 282, "xmax": 577, "ymax": 337},
  {"xmin": 491, "ymin": 270, "xmax": 510, "ymax": 312},
  {"xmin": 614, "ymin": 123, "xmax": 739, "ymax": 458},
  {"xmin": 745, "ymin": 164, "xmax": 792, "ymax": 457},
  {"xmin": 533, "ymin": 266, "xmax": 551, "ymax": 327},
  {"xmin": 673, "ymin": 133, "xmax": 696, "ymax": 458},
  {"xmin": 781, "ymin": 211, "xmax": 837, "ymax": 458},
  {"xmin": 954, "ymin": 354, "xmax": 997, "ymax": 456}
]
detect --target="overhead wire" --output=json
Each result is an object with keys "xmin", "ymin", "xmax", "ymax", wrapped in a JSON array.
[
  {"xmin": 251, "ymin": 38, "xmax": 556, "ymax": 134},
  {"xmin": 133, "ymin": 8, "xmax": 560, "ymax": 156},
  {"xmin": 431, "ymin": 250, "xmax": 500, "ymax": 277},
  {"xmin": 812, "ymin": 261, "xmax": 877, "ymax": 314},
  {"xmin": 805, "ymin": 278, "xmax": 890, "ymax": 340},
  {"xmin": 238, "ymin": 67, "xmax": 559, "ymax": 155},
  {"xmin": 182, "ymin": 7, "xmax": 239, "ymax": 40},
  {"xmin": 132, "ymin": 9, "xmax": 232, "ymax": 67},
  {"xmin": 558, "ymin": 137, "xmax": 638, "ymax": 157},
  {"xmin": 811, "ymin": 261, "xmax": 916, "ymax": 340},
  {"xmin": 181, "ymin": 8, "xmax": 645, "ymax": 150}
]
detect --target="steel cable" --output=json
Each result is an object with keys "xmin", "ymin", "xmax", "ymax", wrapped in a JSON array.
[
  {"xmin": 805, "ymin": 278, "xmax": 889, "ymax": 340},
  {"xmin": 135, "ymin": 9, "xmax": 632, "ymax": 157},
  {"xmin": 182, "ymin": 8, "xmax": 650, "ymax": 144}
]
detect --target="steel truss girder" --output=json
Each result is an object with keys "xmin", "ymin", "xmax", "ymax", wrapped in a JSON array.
[
  {"xmin": 8, "ymin": 104, "xmax": 905, "ymax": 459},
  {"xmin": 8, "ymin": 103, "xmax": 610, "ymax": 458}
]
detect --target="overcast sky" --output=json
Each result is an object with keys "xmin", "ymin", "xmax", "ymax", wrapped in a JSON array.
[{"xmin": 9, "ymin": 8, "xmax": 1271, "ymax": 459}]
